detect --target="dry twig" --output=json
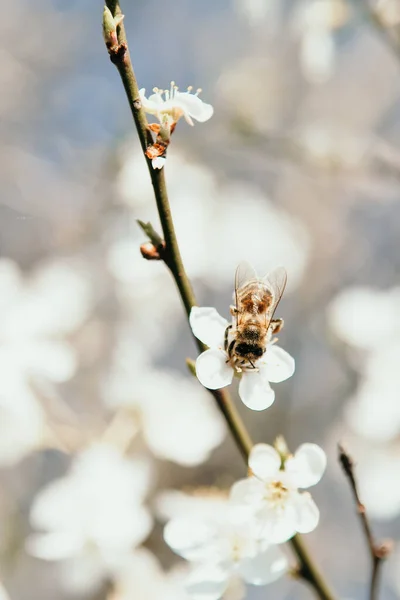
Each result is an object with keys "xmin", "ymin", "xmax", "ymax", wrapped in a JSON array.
[{"xmin": 338, "ymin": 444, "xmax": 393, "ymax": 600}]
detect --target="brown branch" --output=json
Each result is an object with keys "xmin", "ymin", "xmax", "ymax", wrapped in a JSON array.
[
  {"xmin": 338, "ymin": 444, "xmax": 393, "ymax": 600},
  {"xmin": 103, "ymin": 3, "xmax": 337, "ymax": 598}
]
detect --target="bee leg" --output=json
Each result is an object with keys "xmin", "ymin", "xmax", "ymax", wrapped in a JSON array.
[
  {"xmin": 230, "ymin": 305, "xmax": 238, "ymax": 317},
  {"xmin": 224, "ymin": 325, "xmax": 232, "ymax": 351},
  {"xmin": 270, "ymin": 318, "xmax": 284, "ymax": 335}
]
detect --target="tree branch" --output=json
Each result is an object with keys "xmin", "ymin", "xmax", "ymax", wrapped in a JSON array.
[
  {"xmin": 338, "ymin": 444, "xmax": 392, "ymax": 600},
  {"xmin": 104, "ymin": 4, "xmax": 336, "ymax": 598}
]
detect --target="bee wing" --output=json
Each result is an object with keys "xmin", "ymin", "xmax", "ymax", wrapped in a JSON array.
[
  {"xmin": 235, "ymin": 261, "xmax": 258, "ymax": 290},
  {"xmin": 234, "ymin": 261, "xmax": 258, "ymax": 327},
  {"xmin": 263, "ymin": 266, "xmax": 287, "ymax": 322}
]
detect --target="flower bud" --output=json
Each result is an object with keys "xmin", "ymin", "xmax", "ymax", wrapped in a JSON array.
[
  {"xmin": 140, "ymin": 241, "xmax": 165, "ymax": 261},
  {"xmin": 102, "ymin": 6, "xmax": 124, "ymax": 49}
]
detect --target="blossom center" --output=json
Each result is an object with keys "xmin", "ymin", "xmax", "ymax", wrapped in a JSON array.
[
  {"xmin": 263, "ymin": 480, "xmax": 289, "ymax": 507},
  {"xmin": 152, "ymin": 82, "xmax": 202, "ymax": 107}
]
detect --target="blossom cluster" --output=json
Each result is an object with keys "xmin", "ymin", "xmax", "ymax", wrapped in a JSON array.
[{"xmin": 164, "ymin": 441, "xmax": 326, "ymax": 599}]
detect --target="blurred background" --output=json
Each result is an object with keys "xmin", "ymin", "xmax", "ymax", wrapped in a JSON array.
[{"xmin": 2, "ymin": 0, "xmax": 400, "ymax": 598}]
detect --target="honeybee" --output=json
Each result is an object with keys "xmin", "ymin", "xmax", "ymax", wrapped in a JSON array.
[{"xmin": 224, "ymin": 262, "xmax": 287, "ymax": 371}]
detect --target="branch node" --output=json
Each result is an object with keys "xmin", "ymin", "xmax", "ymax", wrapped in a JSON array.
[
  {"xmin": 137, "ymin": 220, "xmax": 166, "ymax": 260},
  {"xmin": 109, "ymin": 42, "xmax": 127, "ymax": 65},
  {"xmin": 375, "ymin": 540, "xmax": 394, "ymax": 560}
]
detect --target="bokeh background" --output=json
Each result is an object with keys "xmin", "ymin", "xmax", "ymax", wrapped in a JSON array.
[{"xmin": 2, "ymin": 0, "xmax": 400, "ymax": 598}]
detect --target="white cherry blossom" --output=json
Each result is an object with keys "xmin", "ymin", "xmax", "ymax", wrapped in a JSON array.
[
  {"xmin": 190, "ymin": 307, "xmax": 294, "ymax": 411},
  {"xmin": 164, "ymin": 507, "xmax": 288, "ymax": 600},
  {"xmin": 27, "ymin": 444, "xmax": 153, "ymax": 593},
  {"xmin": 230, "ymin": 443, "xmax": 326, "ymax": 543},
  {"xmin": 140, "ymin": 83, "xmax": 213, "ymax": 126}
]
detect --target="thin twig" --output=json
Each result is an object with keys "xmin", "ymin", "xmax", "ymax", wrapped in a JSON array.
[
  {"xmin": 104, "ymin": 4, "xmax": 336, "ymax": 598},
  {"xmin": 338, "ymin": 444, "xmax": 393, "ymax": 600}
]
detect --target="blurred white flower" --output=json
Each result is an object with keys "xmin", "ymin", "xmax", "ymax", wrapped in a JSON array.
[
  {"xmin": 103, "ymin": 353, "xmax": 226, "ymax": 466},
  {"xmin": 230, "ymin": 443, "xmax": 326, "ymax": 543},
  {"xmin": 109, "ymin": 548, "xmax": 190, "ymax": 600},
  {"xmin": 345, "ymin": 342, "xmax": 400, "ymax": 442},
  {"xmin": 329, "ymin": 286, "xmax": 400, "ymax": 443},
  {"xmin": 190, "ymin": 307, "xmax": 294, "ymax": 410},
  {"xmin": 156, "ymin": 490, "xmax": 246, "ymax": 600},
  {"xmin": 295, "ymin": 0, "xmax": 349, "ymax": 84},
  {"xmin": 116, "ymin": 150, "xmax": 310, "ymax": 291},
  {"xmin": 0, "ymin": 382, "xmax": 45, "ymax": 466},
  {"xmin": 155, "ymin": 488, "xmax": 229, "ymax": 524},
  {"xmin": 27, "ymin": 444, "xmax": 153, "ymax": 593},
  {"xmin": 328, "ymin": 286, "xmax": 400, "ymax": 350},
  {"xmin": 300, "ymin": 28, "xmax": 335, "ymax": 84},
  {"xmin": 0, "ymin": 583, "xmax": 11, "ymax": 600},
  {"xmin": 298, "ymin": 126, "xmax": 368, "ymax": 170},
  {"xmin": 234, "ymin": 0, "xmax": 282, "ymax": 29},
  {"xmin": 0, "ymin": 258, "xmax": 91, "ymax": 386},
  {"xmin": 107, "ymin": 229, "xmax": 182, "ymax": 358},
  {"xmin": 140, "ymin": 84, "xmax": 213, "ymax": 126},
  {"xmin": 164, "ymin": 508, "xmax": 288, "ymax": 600}
]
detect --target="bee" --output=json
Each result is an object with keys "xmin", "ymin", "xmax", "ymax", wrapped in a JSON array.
[{"xmin": 224, "ymin": 262, "xmax": 287, "ymax": 371}]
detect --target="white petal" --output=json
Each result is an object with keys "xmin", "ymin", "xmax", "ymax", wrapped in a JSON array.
[
  {"xmin": 26, "ymin": 532, "xmax": 82, "ymax": 560},
  {"xmin": 285, "ymin": 444, "xmax": 327, "ymax": 488},
  {"xmin": 185, "ymin": 565, "xmax": 229, "ymax": 600},
  {"xmin": 163, "ymin": 518, "xmax": 216, "ymax": 562},
  {"xmin": 260, "ymin": 345, "xmax": 295, "ymax": 383},
  {"xmin": 175, "ymin": 93, "xmax": 214, "ymax": 122},
  {"xmin": 258, "ymin": 505, "xmax": 297, "ymax": 544},
  {"xmin": 189, "ymin": 307, "xmax": 228, "ymax": 348},
  {"xmin": 140, "ymin": 89, "xmax": 162, "ymax": 114},
  {"xmin": 229, "ymin": 478, "xmax": 265, "ymax": 510},
  {"xmin": 152, "ymin": 157, "xmax": 166, "ymax": 170},
  {"xmin": 195, "ymin": 350, "xmax": 233, "ymax": 390},
  {"xmin": 293, "ymin": 492, "xmax": 320, "ymax": 533},
  {"xmin": 239, "ymin": 372, "xmax": 275, "ymax": 411},
  {"xmin": 249, "ymin": 444, "xmax": 281, "ymax": 481},
  {"xmin": 238, "ymin": 544, "xmax": 288, "ymax": 585}
]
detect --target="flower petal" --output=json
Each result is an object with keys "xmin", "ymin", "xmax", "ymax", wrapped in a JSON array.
[
  {"xmin": 238, "ymin": 544, "xmax": 288, "ymax": 585},
  {"xmin": 26, "ymin": 532, "xmax": 82, "ymax": 560},
  {"xmin": 152, "ymin": 157, "xmax": 166, "ymax": 170},
  {"xmin": 189, "ymin": 307, "xmax": 228, "ymax": 348},
  {"xmin": 293, "ymin": 492, "xmax": 320, "ymax": 534},
  {"xmin": 239, "ymin": 372, "xmax": 275, "ymax": 411},
  {"xmin": 257, "ymin": 505, "xmax": 297, "ymax": 544},
  {"xmin": 249, "ymin": 444, "xmax": 281, "ymax": 481},
  {"xmin": 185, "ymin": 565, "xmax": 229, "ymax": 600},
  {"xmin": 163, "ymin": 517, "xmax": 216, "ymax": 562},
  {"xmin": 195, "ymin": 349, "xmax": 233, "ymax": 390},
  {"xmin": 229, "ymin": 478, "xmax": 265, "ymax": 511},
  {"xmin": 175, "ymin": 93, "xmax": 214, "ymax": 122},
  {"xmin": 260, "ymin": 345, "xmax": 295, "ymax": 383},
  {"xmin": 285, "ymin": 443, "xmax": 327, "ymax": 488}
]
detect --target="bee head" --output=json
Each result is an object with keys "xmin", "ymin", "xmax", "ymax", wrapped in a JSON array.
[{"xmin": 235, "ymin": 343, "xmax": 263, "ymax": 358}]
